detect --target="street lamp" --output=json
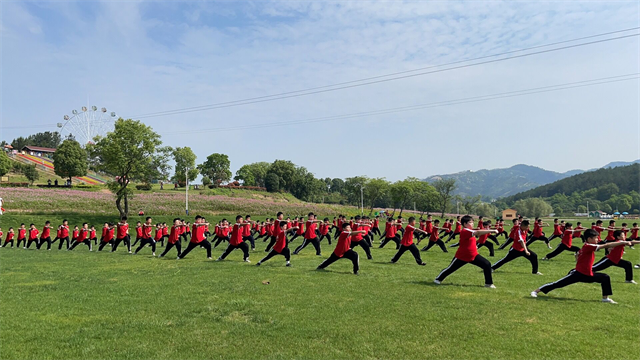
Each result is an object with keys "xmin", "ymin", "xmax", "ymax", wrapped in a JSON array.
[
  {"xmin": 185, "ymin": 167, "xmax": 190, "ymax": 216},
  {"xmin": 359, "ymin": 184, "xmax": 364, "ymax": 215}
]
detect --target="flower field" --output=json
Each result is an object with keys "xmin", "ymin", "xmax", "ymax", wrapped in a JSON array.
[{"xmin": 0, "ymin": 187, "xmax": 354, "ymax": 216}]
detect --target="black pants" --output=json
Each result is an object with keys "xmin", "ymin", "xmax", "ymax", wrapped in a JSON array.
[
  {"xmin": 547, "ymin": 234, "xmax": 561, "ymax": 243},
  {"xmin": 477, "ymin": 242, "xmax": 495, "ymax": 257},
  {"xmin": 135, "ymin": 238, "xmax": 156, "ymax": 254},
  {"xmin": 539, "ymin": 269, "xmax": 612, "ymax": 297},
  {"xmin": 2, "ymin": 240, "xmax": 14, "ymax": 247},
  {"xmin": 179, "ymin": 240, "xmax": 212, "ymax": 259},
  {"xmin": 421, "ymin": 240, "xmax": 447, "ymax": 252},
  {"xmin": 496, "ymin": 230, "xmax": 508, "ymax": 239},
  {"xmin": 69, "ymin": 239, "xmax": 92, "ymax": 251},
  {"xmin": 318, "ymin": 234, "xmax": 332, "ymax": 245},
  {"xmin": 526, "ymin": 236, "xmax": 549, "ymax": 246},
  {"xmin": 445, "ymin": 232, "xmax": 459, "ymax": 243},
  {"xmin": 214, "ymin": 235, "xmax": 230, "ymax": 248},
  {"xmin": 37, "ymin": 237, "xmax": 52, "ymax": 250},
  {"xmin": 160, "ymin": 241, "xmax": 182, "ymax": 257},
  {"xmin": 379, "ymin": 235, "xmax": 400, "ymax": 249},
  {"xmin": 391, "ymin": 244, "xmax": 423, "ymax": 264},
  {"xmin": 26, "ymin": 240, "xmax": 39, "ymax": 249},
  {"xmin": 318, "ymin": 250, "xmax": 359, "ymax": 274},
  {"xmin": 16, "ymin": 237, "xmax": 26, "ymax": 248},
  {"xmin": 265, "ymin": 235, "xmax": 277, "ymax": 252},
  {"xmin": 294, "ymin": 237, "xmax": 321, "ymax": 255},
  {"xmin": 488, "ymin": 235, "xmax": 500, "ymax": 246},
  {"xmin": 545, "ymin": 243, "xmax": 580, "ymax": 259},
  {"xmin": 219, "ymin": 242, "xmax": 249, "ymax": 261},
  {"xmin": 259, "ymin": 247, "xmax": 291, "ymax": 263},
  {"xmin": 492, "ymin": 248, "xmax": 538, "ymax": 273},
  {"xmin": 435, "ymin": 255, "xmax": 493, "ymax": 285},
  {"xmin": 112, "ymin": 235, "xmax": 131, "ymax": 252},
  {"xmin": 289, "ymin": 233, "xmax": 303, "ymax": 244},
  {"xmin": 372, "ymin": 227, "xmax": 381, "ymax": 237},
  {"xmin": 98, "ymin": 241, "xmax": 113, "ymax": 251},
  {"xmin": 592, "ymin": 257, "xmax": 633, "ymax": 282},
  {"xmin": 155, "ymin": 238, "xmax": 165, "ymax": 247},
  {"xmin": 350, "ymin": 239, "xmax": 372, "ymax": 259},
  {"xmin": 180, "ymin": 233, "xmax": 188, "ymax": 243},
  {"xmin": 242, "ymin": 235, "xmax": 256, "ymax": 250},
  {"xmin": 57, "ymin": 236, "xmax": 70, "ymax": 250},
  {"xmin": 498, "ymin": 238, "xmax": 514, "ymax": 250}
]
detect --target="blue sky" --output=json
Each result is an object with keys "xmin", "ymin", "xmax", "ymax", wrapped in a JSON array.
[{"xmin": 1, "ymin": 0, "xmax": 639, "ymax": 181}]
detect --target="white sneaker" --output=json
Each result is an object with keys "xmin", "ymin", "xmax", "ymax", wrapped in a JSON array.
[
  {"xmin": 244, "ymin": 259, "xmax": 251, "ymax": 263},
  {"xmin": 433, "ymin": 280, "xmax": 441, "ymax": 285},
  {"xmin": 153, "ymin": 253, "xmax": 156, "ymax": 256},
  {"xmin": 626, "ymin": 280, "xmax": 637, "ymax": 284},
  {"xmin": 635, "ymin": 265, "xmax": 640, "ymax": 269},
  {"xmin": 535, "ymin": 272, "xmax": 543, "ymax": 275},
  {"xmin": 215, "ymin": 257, "xmax": 222, "ymax": 261},
  {"xmin": 485, "ymin": 284, "xmax": 496, "ymax": 289},
  {"xmin": 602, "ymin": 298, "xmax": 617, "ymax": 304},
  {"xmin": 530, "ymin": 291, "xmax": 538, "ymax": 298}
]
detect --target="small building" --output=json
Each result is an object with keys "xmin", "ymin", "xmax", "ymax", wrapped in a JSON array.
[
  {"xmin": 589, "ymin": 210, "xmax": 607, "ymax": 219},
  {"xmin": 21, "ymin": 146, "xmax": 56, "ymax": 158},
  {"xmin": 502, "ymin": 208, "xmax": 517, "ymax": 219}
]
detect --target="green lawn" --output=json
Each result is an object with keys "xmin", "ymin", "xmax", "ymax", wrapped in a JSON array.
[{"xmin": 1, "ymin": 214, "xmax": 639, "ymax": 359}]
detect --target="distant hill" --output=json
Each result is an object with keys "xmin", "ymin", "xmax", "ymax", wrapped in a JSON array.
[
  {"xmin": 424, "ymin": 160, "xmax": 639, "ymax": 199},
  {"xmin": 505, "ymin": 164, "xmax": 640, "ymax": 202},
  {"xmin": 424, "ymin": 164, "xmax": 578, "ymax": 199}
]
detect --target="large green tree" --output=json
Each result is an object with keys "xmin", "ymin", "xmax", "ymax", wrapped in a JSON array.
[
  {"xmin": 433, "ymin": 178, "xmax": 457, "ymax": 217},
  {"xmin": 11, "ymin": 131, "xmax": 61, "ymax": 150},
  {"xmin": 390, "ymin": 178, "xmax": 422, "ymax": 216},
  {"xmin": 171, "ymin": 147, "xmax": 199, "ymax": 185},
  {"xmin": 234, "ymin": 162, "xmax": 270, "ymax": 187},
  {"xmin": 88, "ymin": 118, "xmax": 171, "ymax": 217},
  {"xmin": 52, "ymin": 139, "xmax": 88, "ymax": 183},
  {"xmin": 365, "ymin": 178, "xmax": 390, "ymax": 214},
  {"xmin": 198, "ymin": 153, "xmax": 231, "ymax": 187},
  {"xmin": 513, "ymin": 198, "xmax": 553, "ymax": 218},
  {"xmin": 22, "ymin": 164, "xmax": 40, "ymax": 185},
  {"xmin": 267, "ymin": 160, "xmax": 297, "ymax": 191},
  {"xmin": 0, "ymin": 151, "xmax": 11, "ymax": 176}
]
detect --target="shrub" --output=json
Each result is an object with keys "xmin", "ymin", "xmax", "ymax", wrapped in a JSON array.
[
  {"xmin": 136, "ymin": 183, "xmax": 152, "ymax": 191},
  {"xmin": 0, "ymin": 182, "xmax": 29, "ymax": 187}
]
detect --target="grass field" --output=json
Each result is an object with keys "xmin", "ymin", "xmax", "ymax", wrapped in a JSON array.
[{"xmin": 1, "ymin": 214, "xmax": 639, "ymax": 359}]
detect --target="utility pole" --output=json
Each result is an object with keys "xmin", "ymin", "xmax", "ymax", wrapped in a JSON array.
[
  {"xmin": 185, "ymin": 167, "xmax": 189, "ymax": 216},
  {"xmin": 360, "ymin": 185, "xmax": 364, "ymax": 215}
]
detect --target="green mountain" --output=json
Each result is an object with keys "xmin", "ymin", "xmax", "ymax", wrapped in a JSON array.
[
  {"xmin": 424, "ymin": 164, "xmax": 578, "ymax": 199},
  {"xmin": 505, "ymin": 163, "xmax": 640, "ymax": 202}
]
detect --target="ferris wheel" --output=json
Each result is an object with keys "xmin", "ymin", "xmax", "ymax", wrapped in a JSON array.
[{"xmin": 57, "ymin": 105, "xmax": 117, "ymax": 145}]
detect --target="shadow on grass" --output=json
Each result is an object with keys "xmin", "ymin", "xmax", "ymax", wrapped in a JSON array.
[
  {"xmin": 408, "ymin": 280, "xmax": 486, "ymax": 288},
  {"xmin": 528, "ymin": 296, "xmax": 597, "ymax": 303}
]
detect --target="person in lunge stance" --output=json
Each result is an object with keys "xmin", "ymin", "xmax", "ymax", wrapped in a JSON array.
[
  {"xmin": 179, "ymin": 216, "xmax": 212, "ymax": 260},
  {"xmin": 542, "ymin": 223, "xmax": 582, "ymax": 260},
  {"xmin": 591, "ymin": 230, "xmax": 640, "ymax": 284},
  {"xmin": 160, "ymin": 219, "xmax": 183, "ymax": 258},
  {"xmin": 316, "ymin": 223, "xmax": 366, "ymax": 275},
  {"xmin": 134, "ymin": 217, "xmax": 157, "ymax": 256},
  {"xmin": 491, "ymin": 220, "xmax": 542, "ymax": 275},
  {"xmin": 421, "ymin": 219, "xmax": 448, "ymax": 253},
  {"xmin": 216, "ymin": 215, "xmax": 251, "ymax": 262},
  {"xmin": 112, "ymin": 217, "xmax": 132, "ymax": 253},
  {"xmin": 257, "ymin": 220, "xmax": 298, "ymax": 267},
  {"xmin": 69, "ymin": 223, "xmax": 92, "ymax": 251},
  {"xmin": 434, "ymin": 215, "xmax": 498, "ymax": 288},
  {"xmin": 390, "ymin": 217, "xmax": 428, "ymax": 266},
  {"xmin": 531, "ymin": 229, "xmax": 630, "ymax": 304},
  {"xmin": 36, "ymin": 221, "xmax": 54, "ymax": 250},
  {"xmin": 294, "ymin": 213, "xmax": 324, "ymax": 256}
]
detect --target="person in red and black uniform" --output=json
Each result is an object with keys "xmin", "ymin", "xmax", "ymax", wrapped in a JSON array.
[
  {"xmin": 475, "ymin": 221, "xmax": 495, "ymax": 257},
  {"xmin": 179, "ymin": 216, "xmax": 212, "ymax": 259},
  {"xmin": 379, "ymin": 217, "xmax": 401, "ymax": 249},
  {"xmin": 37, "ymin": 221, "xmax": 54, "ymax": 250},
  {"xmin": 69, "ymin": 223, "xmax": 92, "ymax": 251},
  {"xmin": 2, "ymin": 227, "xmax": 15, "ymax": 248},
  {"xmin": 134, "ymin": 217, "xmax": 157, "ymax": 256},
  {"xmin": 592, "ymin": 230, "xmax": 640, "ymax": 284},
  {"xmin": 257, "ymin": 220, "xmax": 298, "ymax": 267},
  {"xmin": 349, "ymin": 215, "xmax": 372, "ymax": 260},
  {"xmin": 445, "ymin": 216, "xmax": 462, "ymax": 243},
  {"xmin": 531, "ymin": 229, "xmax": 630, "ymax": 304},
  {"xmin": 543, "ymin": 223, "xmax": 582, "ymax": 260},
  {"xmin": 131, "ymin": 221, "xmax": 144, "ymax": 247},
  {"xmin": 390, "ymin": 217, "xmax": 427, "ymax": 266},
  {"xmin": 316, "ymin": 223, "xmax": 366, "ymax": 275},
  {"xmin": 160, "ymin": 219, "xmax": 183, "ymax": 258},
  {"xmin": 98, "ymin": 223, "xmax": 116, "ymax": 251},
  {"xmin": 265, "ymin": 212, "xmax": 285, "ymax": 252},
  {"xmin": 525, "ymin": 219, "xmax": 552, "ymax": 248},
  {"xmin": 241, "ymin": 215, "xmax": 257, "ymax": 251},
  {"xmin": 56, "ymin": 220, "xmax": 71, "ymax": 250},
  {"xmin": 317, "ymin": 218, "xmax": 332, "ymax": 245},
  {"xmin": 112, "ymin": 217, "xmax": 132, "ymax": 253},
  {"xmin": 371, "ymin": 216, "xmax": 382, "ymax": 238},
  {"xmin": 435, "ymin": 215, "xmax": 498, "ymax": 288},
  {"xmin": 25, "ymin": 224, "xmax": 40, "ymax": 249},
  {"xmin": 217, "ymin": 215, "xmax": 251, "ymax": 262},
  {"xmin": 294, "ymin": 213, "xmax": 324, "ymax": 256},
  {"xmin": 498, "ymin": 219, "xmax": 519, "ymax": 250},
  {"xmin": 213, "ymin": 219, "xmax": 231, "ymax": 248},
  {"xmin": 16, "ymin": 224, "xmax": 27, "ymax": 248},
  {"xmin": 492, "ymin": 220, "xmax": 541, "ymax": 275},
  {"xmin": 421, "ymin": 219, "xmax": 448, "ymax": 253}
]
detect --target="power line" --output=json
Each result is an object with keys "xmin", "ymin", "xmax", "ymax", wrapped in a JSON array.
[
  {"xmin": 124, "ymin": 28, "xmax": 639, "ymax": 119},
  {"xmin": 159, "ymin": 73, "xmax": 639, "ymax": 135}
]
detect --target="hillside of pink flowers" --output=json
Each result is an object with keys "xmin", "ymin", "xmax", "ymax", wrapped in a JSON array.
[{"xmin": 0, "ymin": 188, "xmax": 348, "ymax": 216}]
